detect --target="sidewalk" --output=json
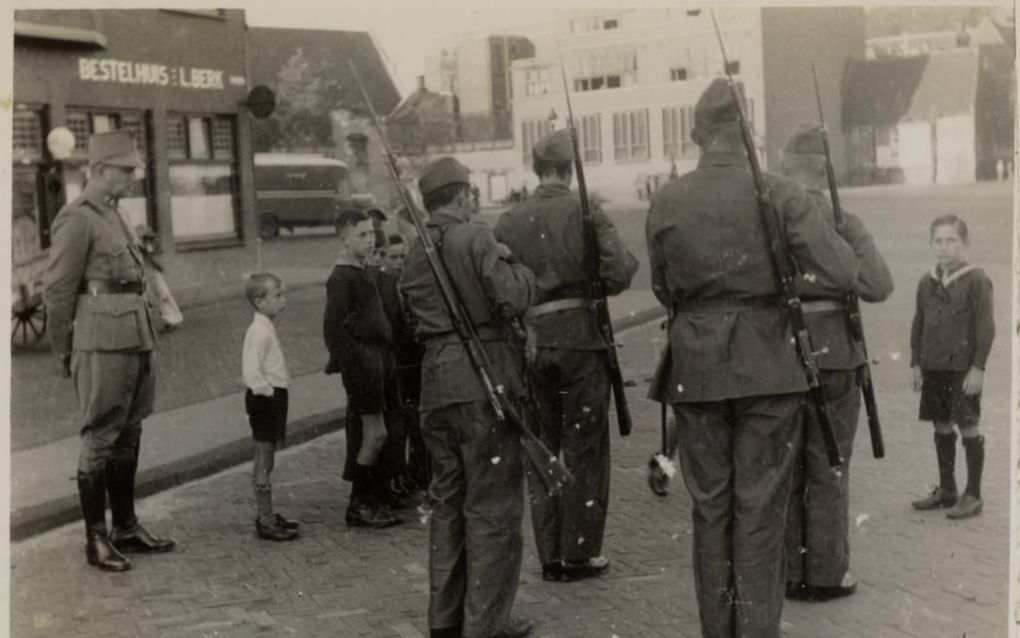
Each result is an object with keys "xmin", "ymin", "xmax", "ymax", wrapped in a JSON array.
[
  {"xmin": 10, "ymin": 290, "xmax": 663, "ymax": 540},
  {"xmin": 10, "ymin": 315, "xmax": 1008, "ymax": 637}
]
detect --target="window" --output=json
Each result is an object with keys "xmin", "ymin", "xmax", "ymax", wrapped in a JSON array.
[
  {"xmin": 525, "ymin": 67, "xmax": 550, "ymax": 97},
  {"xmin": 521, "ymin": 119, "xmax": 555, "ymax": 165},
  {"xmin": 725, "ymin": 60, "xmax": 740, "ymax": 75},
  {"xmin": 670, "ymin": 67, "xmax": 688, "ymax": 82},
  {"xmin": 603, "ymin": 19, "xmax": 618, "ymax": 29},
  {"xmin": 613, "ymin": 109, "xmax": 649, "ymax": 161},
  {"xmin": 13, "ymin": 110, "xmax": 43, "ymax": 163},
  {"xmin": 166, "ymin": 114, "xmax": 239, "ymax": 243},
  {"xmin": 12, "ymin": 106, "xmax": 47, "ymax": 263},
  {"xmin": 662, "ymin": 106, "xmax": 697, "ymax": 159},
  {"xmin": 570, "ymin": 14, "xmax": 621, "ymax": 33},
  {"xmin": 579, "ymin": 114, "xmax": 602, "ymax": 164}
]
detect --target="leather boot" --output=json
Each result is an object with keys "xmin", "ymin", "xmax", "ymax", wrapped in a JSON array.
[
  {"xmin": 107, "ymin": 452, "xmax": 176, "ymax": 553},
  {"xmin": 77, "ymin": 471, "xmax": 130, "ymax": 572}
]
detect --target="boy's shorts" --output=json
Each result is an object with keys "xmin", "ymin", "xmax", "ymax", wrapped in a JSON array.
[
  {"xmin": 245, "ymin": 387, "xmax": 289, "ymax": 443},
  {"xmin": 919, "ymin": 369, "xmax": 981, "ymax": 427},
  {"xmin": 341, "ymin": 344, "xmax": 399, "ymax": 415}
]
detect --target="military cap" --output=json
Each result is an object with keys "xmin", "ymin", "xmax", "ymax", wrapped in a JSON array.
[
  {"xmin": 693, "ymin": 78, "xmax": 747, "ymax": 136},
  {"xmin": 783, "ymin": 125, "xmax": 825, "ymax": 156},
  {"xmin": 88, "ymin": 130, "xmax": 143, "ymax": 168},
  {"xmin": 418, "ymin": 156, "xmax": 471, "ymax": 198},
  {"xmin": 532, "ymin": 129, "xmax": 575, "ymax": 163}
]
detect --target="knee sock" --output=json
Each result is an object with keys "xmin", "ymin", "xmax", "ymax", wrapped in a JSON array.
[
  {"xmin": 351, "ymin": 464, "xmax": 374, "ymax": 506},
  {"xmin": 934, "ymin": 431, "xmax": 957, "ymax": 493},
  {"xmin": 254, "ymin": 484, "xmax": 273, "ymax": 522},
  {"xmin": 962, "ymin": 435, "xmax": 984, "ymax": 499}
]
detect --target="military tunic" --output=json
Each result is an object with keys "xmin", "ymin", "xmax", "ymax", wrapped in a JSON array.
[
  {"xmin": 494, "ymin": 183, "xmax": 638, "ymax": 565},
  {"xmin": 398, "ymin": 207, "xmax": 537, "ymax": 638},
  {"xmin": 43, "ymin": 182, "xmax": 156, "ymax": 475},
  {"xmin": 784, "ymin": 190, "xmax": 893, "ymax": 589},
  {"xmin": 646, "ymin": 151, "xmax": 859, "ymax": 638}
]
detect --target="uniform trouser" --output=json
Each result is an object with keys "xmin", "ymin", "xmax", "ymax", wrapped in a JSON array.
[
  {"xmin": 784, "ymin": 369, "xmax": 860, "ymax": 587},
  {"xmin": 527, "ymin": 348, "xmax": 611, "ymax": 564},
  {"xmin": 422, "ymin": 400, "xmax": 524, "ymax": 638},
  {"xmin": 73, "ymin": 350, "xmax": 155, "ymax": 475},
  {"xmin": 674, "ymin": 394, "xmax": 804, "ymax": 638}
]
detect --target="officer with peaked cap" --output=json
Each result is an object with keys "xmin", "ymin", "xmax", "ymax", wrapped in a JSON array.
[
  {"xmin": 44, "ymin": 130, "xmax": 176, "ymax": 572},
  {"xmin": 646, "ymin": 79, "xmax": 860, "ymax": 637},
  {"xmin": 494, "ymin": 129, "xmax": 637, "ymax": 583},
  {"xmin": 779, "ymin": 125, "xmax": 892, "ymax": 603},
  {"xmin": 399, "ymin": 156, "xmax": 538, "ymax": 638}
]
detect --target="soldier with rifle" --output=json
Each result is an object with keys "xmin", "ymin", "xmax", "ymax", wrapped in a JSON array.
[
  {"xmin": 780, "ymin": 124, "xmax": 893, "ymax": 602},
  {"xmin": 646, "ymin": 75, "xmax": 860, "ymax": 637},
  {"xmin": 494, "ymin": 129, "xmax": 638, "ymax": 583}
]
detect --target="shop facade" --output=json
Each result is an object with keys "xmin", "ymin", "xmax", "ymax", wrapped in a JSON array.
[{"xmin": 13, "ymin": 9, "xmax": 258, "ymax": 272}]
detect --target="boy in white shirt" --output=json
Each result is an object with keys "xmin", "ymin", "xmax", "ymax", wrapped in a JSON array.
[{"xmin": 242, "ymin": 272, "xmax": 300, "ymax": 541}]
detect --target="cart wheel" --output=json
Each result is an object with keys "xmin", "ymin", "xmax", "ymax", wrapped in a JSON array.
[{"xmin": 12, "ymin": 300, "xmax": 47, "ymax": 349}]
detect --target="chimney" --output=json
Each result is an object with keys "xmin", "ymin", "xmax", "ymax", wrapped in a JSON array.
[{"xmin": 417, "ymin": 76, "xmax": 426, "ymax": 92}]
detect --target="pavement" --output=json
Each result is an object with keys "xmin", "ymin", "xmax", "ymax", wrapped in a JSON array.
[
  {"xmin": 10, "ymin": 290, "xmax": 663, "ymax": 540},
  {"xmin": 9, "ymin": 314, "xmax": 1010, "ymax": 637}
]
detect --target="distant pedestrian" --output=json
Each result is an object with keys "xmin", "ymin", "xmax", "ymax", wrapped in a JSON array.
[
  {"xmin": 324, "ymin": 209, "xmax": 403, "ymax": 528},
  {"xmin": 910, "ymin": 215, "xmax": 994, "ymax": 519},
  {"xmin": 779, "ymin": 126, "xmax": 893, "ymax": 603},
  {"xmin": 242, "ymin": 272, "xmax": 300, "ymax": 541},
  {"xmin": 43, "ymin": 130, "xmax": 176, "ymax": 572}
]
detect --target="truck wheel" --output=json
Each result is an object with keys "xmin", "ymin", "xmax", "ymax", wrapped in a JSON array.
[{"xmin": 259, "ymin": 214, "xmax": 279, "ymax": 239}]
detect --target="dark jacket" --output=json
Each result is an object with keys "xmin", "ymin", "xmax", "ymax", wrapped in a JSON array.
[
  {"xmin": 494, "ymin": 182, "xmax": 639, "ymax": 349},
  {"xmin": 399, "ymin": 206, "xmax": 537, "ymax": 411},
  {"xmin": 646, "ymin": 151, "xmax": 859, "ymax": 402},
  {"xmin": 323, "ymin": 259, "xmax": 393, "ymax": 377},
  {"xmin": 910, "ymin": 264, "xmax": 994, "ymax": 371}
]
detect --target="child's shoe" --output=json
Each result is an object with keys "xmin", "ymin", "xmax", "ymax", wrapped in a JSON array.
[
  {"xmin": 911, "ymin": 487, "xmax": 958, "ymax": 510},
  {"xmin": 274, "ymin": 513, "xmax": 301, "ymax": 530},
  {"xmin": 946, "ymin": 493, "xmax": 983, "ymax": 519},
  {"xmin": 256, "ymin": 517, "xmax": 299, "ymax": 541}
]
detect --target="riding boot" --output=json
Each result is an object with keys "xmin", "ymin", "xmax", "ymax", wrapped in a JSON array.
[
  {"xmin": 77, "ymin": 470, "xmax": 130, "ymax": 572},
  {"xmin": 107, "ymin": 448, "xmax": 176, "ymax": 553}
]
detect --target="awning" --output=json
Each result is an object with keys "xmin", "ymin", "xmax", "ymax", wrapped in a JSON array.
[{"xmin": 14, "ymin": 20, "xmax": 107, "ymax": 48}]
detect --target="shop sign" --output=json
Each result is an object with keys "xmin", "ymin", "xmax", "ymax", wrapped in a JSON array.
[{"xmin": 78, "ymin": 57, "xmax": 228, "ymax": 90}]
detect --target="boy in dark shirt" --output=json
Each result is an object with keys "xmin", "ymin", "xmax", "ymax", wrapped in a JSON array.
[
  {"xmin": 910, "ymin": 215, "xmax": 994, "ymax": 519},
  {"xmin": 324, "ymin": 209, "xmax": 402, "ymax": 528}
]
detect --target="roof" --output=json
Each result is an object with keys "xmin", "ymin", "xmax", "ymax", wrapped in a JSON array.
[
  {"xmin": 387, "ymin": 86, "xmax": 453, "ymax": 123},
  {"xmin": 843, "ymin": 48, "xmax": 979, "ymax": 128},
  {"xmin": 247, "ymin": 27, "xmax": 401, "ymax": 116},
  {"xmin": 254, "ymin": 153, "xmax": 348, "ymax": 168}
]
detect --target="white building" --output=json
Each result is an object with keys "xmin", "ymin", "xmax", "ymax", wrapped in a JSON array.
[{"xmin": 442, "ymin": 7, "xmax": 865, "ymax": 206}]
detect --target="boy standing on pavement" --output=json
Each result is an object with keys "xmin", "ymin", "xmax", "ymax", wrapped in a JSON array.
[
  {"xmin": 646, "ymin": 79, "xmax": 860, "ymax": 638},
  {"xmin": 43, "ymin": 130, "xmax": 176, "ymax": 572},
  {"xmin": 399, "ymin": 157, "xmax": 538, "ymax": 638},
  {"xmin": 242, "ymin": 272, "xmax": 300, "ymax": 542},
  {"xmin": 778, "ymin": 127, "xmax": 893, "ymax": 602},
  {"xmin": 324, "ymin": 209, "xmax": 402, "ymax": 529},
  {"xmin": 494, "ymin": 129, "xmax": 639, "ymax": 582}
]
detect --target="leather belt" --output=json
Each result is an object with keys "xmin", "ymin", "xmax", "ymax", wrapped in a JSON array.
[
  {"xmin": 423, "ymin": 324, "xmax": 508, "ymax": 343},
  {"xmin": 85, "ymin": 279, "xmax": 145, "ymax": 295},
  {"xmin": 672, "ymin": 295, "xmax": 779, "ymax": 313},
  {"xmin": 524, "ymin": 297, "xmax": 592, "ymax": 322},
  {"xmin": 801, "ymin": 299, "xmax": 844, "ymax": 314}
]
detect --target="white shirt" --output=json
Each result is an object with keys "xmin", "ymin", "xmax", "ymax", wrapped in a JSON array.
[{"xmin": 242, "ymin": 313, "xmax": 289, "ymax": 394}]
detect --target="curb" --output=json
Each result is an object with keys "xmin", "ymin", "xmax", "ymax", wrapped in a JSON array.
[
  {"xmin": 10, "ymin": 408, "xmax": 346, "ymax": 541},
  {"xmin": 11, "ymin": 305, "xmax": 666, "ymax": 541}
]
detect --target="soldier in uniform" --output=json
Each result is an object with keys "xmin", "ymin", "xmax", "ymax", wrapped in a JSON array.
[
  {"xmin": 646, "ymin": 80, "xmax": 859, "ymax": 637},
  {"xmin": 43, "ymin": 130, "xmax": 176, "ymax": 572},
  {"xmin": 494, "ymin": 129, "xmax": 638, "ymax": 582},
  {"xmin": 779, "ymin": 126, "xmax": 894, "ymax": 602},
  {"xmin": 399, "ymin": 157, "xmax": 538, "ymax": 638}
]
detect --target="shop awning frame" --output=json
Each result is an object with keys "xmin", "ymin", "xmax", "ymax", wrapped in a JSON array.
[{"xmin": 14, "ymin": 20, "xmax": 107, "ymax": 48}]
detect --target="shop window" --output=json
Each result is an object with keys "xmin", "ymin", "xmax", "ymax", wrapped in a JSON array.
[
  {"xmin": 13, "ymin": 110, "xmax": 44, "ymax": 164},
  {"xmin": 579, "ymin": 114, "xmax": 602, "ymax": 164},
  {"xmin": 613, "ymin": 109, "xmax": 649, "ymax": 161},
  {"xmin": 662, "ymin": 105, "xmax": 697, "ymax": 160},
  {"xmin": 167, "ymin": 114, "xmax": 240, "ymax": 243}
]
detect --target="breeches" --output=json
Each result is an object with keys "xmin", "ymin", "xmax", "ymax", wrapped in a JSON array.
[
  {"xmin": 674, "ymin": 393, "xmax": 804, "ymax": 638},
  {"xmin": 73, "ymin": 350, "xmax": 154, "ymax": 474},
  {"xmin": 422, "ymin": 400, "xmax": 524, "ymax": 638},
  {"xmin": 528, "ymin": 348, "xmax": 611, "ymax": 563},
  {"xmin": 785, "ymin": 369, "xmax": 860, "ymax": 586}
]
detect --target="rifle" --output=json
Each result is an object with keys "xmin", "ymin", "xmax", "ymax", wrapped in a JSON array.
[
  {"xmin": 347, "ymin": 62, "xmax": 573, "ymax": 494},
  {"xmin": 709, "ymin": 13, "xmax": 842, "ymax": 467},
  {"xmin": 811, "ymin": 65, "xmax": 885, "ymax": 460},
  {"xmin": 556, "ymin": 62, "xmax": 634, "ymax": 437}
]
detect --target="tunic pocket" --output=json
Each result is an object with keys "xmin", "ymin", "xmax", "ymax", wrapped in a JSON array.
[{"xmin": 72, "ymin": 294, "xmax": 146, "ymax": 351}]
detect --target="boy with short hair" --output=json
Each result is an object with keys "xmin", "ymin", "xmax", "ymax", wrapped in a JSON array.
[
  {"xmin": 324, "ymin": 209, "xmax": 403, "ymax": 528},
  {"xmin": 242, "ymin": 272, "xmax": 299, "ymax": 541}
]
